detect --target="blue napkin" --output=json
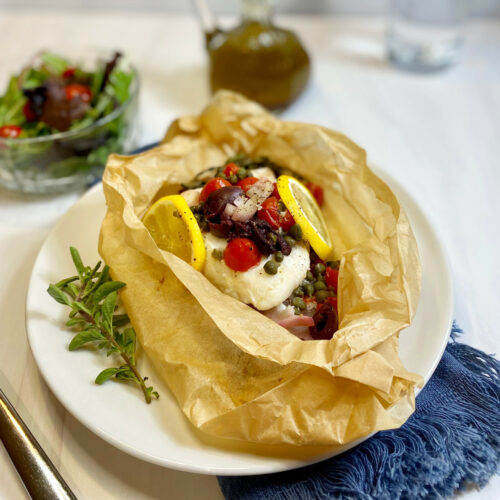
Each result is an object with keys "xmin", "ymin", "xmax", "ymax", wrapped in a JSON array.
[{"xmin": 218, "ymin": 325, "xmax": 500, "ymax": 499}]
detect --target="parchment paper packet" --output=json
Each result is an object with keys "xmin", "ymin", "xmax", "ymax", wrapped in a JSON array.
[{"xmin": 99, "ymin": 90, "xmax": 423, "ymax": 446}]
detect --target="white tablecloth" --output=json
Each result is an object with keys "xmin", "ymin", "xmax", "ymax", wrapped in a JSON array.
[{"xmin": 0, "ymin": 10, "xmax": 498, "ymax": 500}]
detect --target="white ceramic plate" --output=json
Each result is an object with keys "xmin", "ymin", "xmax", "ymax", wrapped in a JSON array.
[{"xmin": 26, "ymin": 168, "xmax": 453, "ymax": 475}]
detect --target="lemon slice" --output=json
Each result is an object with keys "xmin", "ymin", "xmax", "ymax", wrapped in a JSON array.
[
  {"xmin": 276, "ymin": 175, "xmax": 333, "ymax": 260},
  {"xmin": 142, "ymin": 195, "xmax": 206, "ymax": 271}
]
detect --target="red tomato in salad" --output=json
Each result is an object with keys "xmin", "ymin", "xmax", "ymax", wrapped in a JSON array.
[
  {"xmin": 223, "ymin": 162, "xmax": 239, "ymax": 177},
  {"xmin": 236, "ymin": 176, "xmax": 259, "ymax": 192},
  {"xmin": 65, "ymin": 83, "xmax": 92, "ymax": 103},
  {"xmin": 62, "ymin": 67, "xmax": 76, "ymax": 78},
  {"xmin": 199, "ymin": 177, "xmax": 231, "ymax": 202},
  {"xmin": 0, "ymin": 125, "xmax": 22, "ymax": 138},
  {"xmin": 257, "ymin": 196, "xmax": 295, "ymax": 231},
  {"xmin": 306, "ymin": 183, "xmax": 324, "ymax": 206},
  {"xmin": 271, "ymin": 182, "xmax": 280, "ymax": 199},
  {"xmin": 224, "ymin": 238, "xmax": 262, "ymax": 271},
  {"xmin": 325, "ymin": 267, "xmax": 339, "ymax": 291}
]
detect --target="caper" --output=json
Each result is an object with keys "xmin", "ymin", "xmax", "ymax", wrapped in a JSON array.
[
  {"xmin": 292, "ymin": 297, "xmax": 306, "ymax": 310},
  {"xmin": 315, "ymin": 290, "xmax": 330, "ymax": 303},
  {"xmin": 289, "ymin": 224, "xmax": 302, "ymax": 241},
  {"xmin": 194, "ymin": 213, "xmax": 202, "ymax": 222},
  {"xmin": 327, "ymin": 260, "xmax": 340, "ymax": 269},
  {"xmin": 304, "ymin": 284, "xmax": 315, "ymax": 297},
  {"xmin": 294, "ymin": 306, "xmax": 301, "ymax": 315},
  {"xmin": 237, "ymin": 168, "xmax": 247, "ymax": 180},
  {"xmin": 274, "ymin": 251, "xmax": 284, "ymax": 262},
  {"xmin": 229, "ymin": 174, "xmax": 238, "ymax": 184},
  {"xmin": 278, "ymin": 200, "xmax": 286, "ymax": 212},
  {"xmin": 200, "ymin": 220, "xmax": 209, "ymax": 231},
  {"xmin": 211, "ymin": 249, "xmax": 224, "ymax": 261},
  {"xmin": 219, "ymin": 173, "xmax": 227, "ymax": 180},
  {"xmin": 284, "ymin": 236, "xmax": 295, "ymax": 247},
  {"xmin": 314, "ymin": 263, "xmax": 326, "ymax": 275},
  {"xmin": 269, "ymin": 233, "xmax": 278, "ymax": 244},
  {"xmin": 327, "ymin": 286, "xmax": 336, "ymax": 293},
  {"xmin": 264, "ymin": 260, "xmax": 278, "ymax": 275},
  {"xmin": 294, "ymin": 287, "xmax": 304, "ymax": 297},
  {"xmin": 314, "ymin": 281, "xmax": 327, "ymax": 291},
  {"xmin": 306, "ymin": 270, "xmax": 314, "ymax": 281}
]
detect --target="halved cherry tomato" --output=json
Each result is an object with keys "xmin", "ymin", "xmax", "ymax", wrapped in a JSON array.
[
  {"xmin": 199, "ymin": 177, "xmax": 231, "ymax": 202},
  {"xmin": 272, "ymin": 182, "xmax": 280, "ymax": 199},
  {"xmin": 224, "ymin": 238, "xmax": 261, "ymax": 271},
  {"xmin": 306, "ymin": 182, "xmax": 324, "ymax": 206},
  {"xmin": 62, "ymin": 67, "xmax": 76, "ymax": 78},
  {"xmin": 23, "ymin": 102, "xmax": 37, "ymax": 122},
  {"xmin": 236, "ymin": 176, "xmax": 259, "ymax": 192},
  {"xmin": 257, "ymin": 196, "xmax": 295, "ymax": 231},
  {"xmin": 223, "ymin": 162, "xmax": 239, "ymax": 177},
  {"xmin": 325, "ymin": 267, "xmax": 339, "ymax": 291},
  {"xmin": 65, "ymin": 83, "xmax": 92, "ymax": 103},
  {"xmin": 0, "ymin": 125, "xmax": 22, "ymax": 138}
]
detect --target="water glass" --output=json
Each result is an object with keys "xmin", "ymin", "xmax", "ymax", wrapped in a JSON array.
[{"xmin": 387, "ymin": 0, "xmax": 466, "ymax": 71}]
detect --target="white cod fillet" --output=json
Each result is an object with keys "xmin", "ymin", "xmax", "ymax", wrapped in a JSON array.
[{"xmin": 203, "ymin": 232, "xmax": 310, "ymax": 310}]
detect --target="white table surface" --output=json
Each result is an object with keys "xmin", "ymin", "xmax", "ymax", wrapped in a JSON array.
[{"xmin": 0, "ymin": 10, "xmax": 498, "ymax": 500}]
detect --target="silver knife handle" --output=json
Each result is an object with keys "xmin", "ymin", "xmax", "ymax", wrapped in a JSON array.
[{"xmin": 0, "ymin": 388, "xmax": 77, "ymax": 500}]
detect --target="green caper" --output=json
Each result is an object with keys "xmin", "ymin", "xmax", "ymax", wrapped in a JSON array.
[
  {"xmin": 219, "ymin": 173, "xmax": 227, "ymax": 180},
  {"xmin": 294, "ymin": 306, "xmax": 301, "ymax": 315},
  {"xmin": 315, "ymin": 290, "xmax": 330, "ymax": 303},
  {"xmin": 274, "ymin": 251, "xmax": 284, "ymax": 262},
  {"xmin": 278, "ymin": 200, "xmax": 287, "ymax": 212},
  {"xmin": 304, "ymin": 284, "xmax": 315, "ymax": 297},
  {"xmin": 292, "ymin": 297, "xmax": 306, "ymax": 310},
  {"xmin": 269, "ymin": 233, "xmax": 278, "ymax": 244},
  {"xmin": 229, "ymin": 174, "xmax": 238, "ymax": 184},
  {"xmin": 211, "ymin": 249, "xmax": 224, "ymax": 261},
  {"xmin": 200, "ymin": 220, "xmax": 209, "ymax": 231},
  {"xmin": 284, "ymin": 236, "xmax": 295, "ymax": 247},
  {"xmin": 264, "ymin": 260, "xmax": 278, "ymax": 275},
  {"xmin": 314, "ymin": 263, "xmax": 326, "ymax": 275},
  {"xmin": 237, "ymin": 168, "xmax": 247, "ymax": 180},
  {"xmin": 326, "ymin": 260, "xmax": 340, "ymax": 269},
  {"xmin": 327, "ymin": 286, "xmax": 337, "ymax": 293},
  {"xmin": 306, "ymin": 270, "xmax": 314, "ymax": 281},
  {"xmin": 314, "ymin": 281, "xmax": 327, "ymax": 291},
  {"xmin": 289, "ymin": 224, "xmax": 302, "ymax": 241},
  {"xmin": 294, "ymin": 287, "xmax": 304, "ymax": 297}
]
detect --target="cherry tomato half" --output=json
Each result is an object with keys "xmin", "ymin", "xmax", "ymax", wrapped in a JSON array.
[
  {"xmin": 306, "ymin": 183, "xmax": 324, "ymax": 206},
  {"xmin": 0, "ymin": 125, "xmax": 22, "ymax": 138},
  {"xmin": 271, "ymin": 182, "xmax": 280, "ymax": 199},
  {"xmin": 223, "ymin": 162, "xmax": 239, "ymax": 177},
  {"xmin": 257, "ymin": 196, "xmax": 295, "ymax": 231},
  {"xmin": 199, "ymin": 177, "xmax": 231, "ymax": 202},
  {"xmin": 236, "ymin": 176, "xmax": 259, "ymax": 192},
  {"xmin": 224, "ymin": 238, "xmax": 262, "ymax": 272},
  {"xmin": 325, "ymin": 267, "xmax": 339, "ymax": 291},
  {"xmin": 65, "ymin": 83, "xmax": 92, "ymax": 103},
  {"xmin": 23, "ymin": 102, "xmax": 37, "ymax": 122},
  {"xmin": 62, "ymin": 67, "xmax": 76, "ymax": 79}
]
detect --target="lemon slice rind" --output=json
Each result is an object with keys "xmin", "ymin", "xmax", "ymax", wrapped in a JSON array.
[
  {"xmin": 142, "ymin": 195, "xmax": 206, "ymax": 271},
  {"xmin": 276, "ymin": 175, "xmax": 332, "ymax": 260}
]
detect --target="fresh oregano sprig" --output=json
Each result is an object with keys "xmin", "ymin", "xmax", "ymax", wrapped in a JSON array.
[{"xmin": 47, "ymin": 247, "xmax": 159, "ymax": 403}]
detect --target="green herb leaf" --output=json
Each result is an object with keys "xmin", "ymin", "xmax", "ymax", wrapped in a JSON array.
[
  {"xmin": 93, "ymin": 281, "xmax": 125, "ymax": 304},
  {"xmin": 69, "ymin": 329, "xmax": 104, "ymax": 351},
  {"xmin": 47, "ymin": 284, "xmax": 71, "ymax": 305},
  {"xmin": 70, "ymin": 247, "xmax": 85, "ymax": 278},
  {"xmin": 101, "ymin": 291, "xmax": 117, "ymax": 330},
  {"xmin": 95, "ymin": 367, "xmax": 120, "ymax": 385}
]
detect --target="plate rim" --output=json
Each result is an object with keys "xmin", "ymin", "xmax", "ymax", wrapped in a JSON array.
[{"xmin": 25, "ymin": 165, "xmax": 453, "ymax": 476}]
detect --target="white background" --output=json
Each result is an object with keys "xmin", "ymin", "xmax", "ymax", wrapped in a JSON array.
[{"xmin": 0, "ymin": 5, "xmax": 498, "ymax": 500}]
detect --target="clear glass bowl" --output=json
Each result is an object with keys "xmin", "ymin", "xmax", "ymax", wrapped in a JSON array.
[{"xmin": 0, "ymin": 61, "xmax": 139, "ymax": 194}]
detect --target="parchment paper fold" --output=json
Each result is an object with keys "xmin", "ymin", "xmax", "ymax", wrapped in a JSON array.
[{"xmin": 99, "ymin": 90, "xmax": 422, "ymax": 446}]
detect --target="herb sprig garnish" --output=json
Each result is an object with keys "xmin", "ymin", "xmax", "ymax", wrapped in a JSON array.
[{"xmin": 47, "ymin": 247, "xmax": 158, "ymax": 404}]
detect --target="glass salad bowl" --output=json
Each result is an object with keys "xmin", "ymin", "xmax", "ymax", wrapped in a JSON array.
[{"xmin": 0, "ymin": 51, "xmax": 139, "ymax": 194}]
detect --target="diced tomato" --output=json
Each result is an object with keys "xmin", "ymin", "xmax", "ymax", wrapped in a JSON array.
[
  {"xmin": 257, "ymin": 196, "xmax": 295, "ymax": 230},
  {"xmin": 62, "ymin": 67, "xmax": 76, "ymax": 78},
  {"xmin": 65, "ymin": 83, "xmax": 92, "ymax": 103},
  {"xmin": 236, "ymin": 176, "xmax": 259, "ymax": 192},
  {"xmin": 0, "ymin": 125, "xmax": 22, "ymax": 138},
  {"xmin": 223, "ymin": 162, "xmax": 239, "ymax": 177},
  {"xmin": 224, "ymin": 238, "xmax": 262, "ymax": 272},
  {"xmin": 271, "ymin": 182, "xmax": 280, "ymax": 199},
  {"xmin": 306, "ymin": 183, "xmax": 324, "ymax": 206},
  {"xmin": 23, "ymin": 102, "xmax": 37, "ymax": 122},
  {"xmin": 257, "ymin": 196, "xmax": 281, "ymax": 229},
  {"xmin": 199, "ymin": 177, "xmax": 231, "ymax": 202},
  {"xmin": 325, "ymin": 267, "xmax": 339, "ymax": 291}
]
